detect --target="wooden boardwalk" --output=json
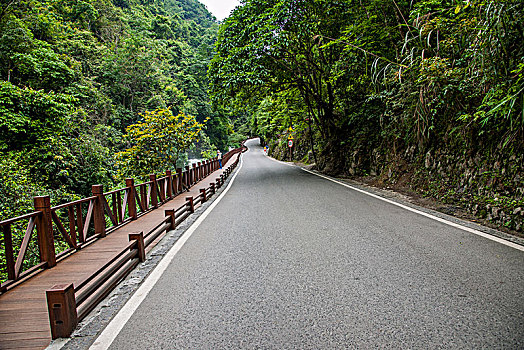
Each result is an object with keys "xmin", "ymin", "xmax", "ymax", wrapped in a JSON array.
[{"xmin": 0, "ymin": 163, "xmax": 235, "ymax": 350}]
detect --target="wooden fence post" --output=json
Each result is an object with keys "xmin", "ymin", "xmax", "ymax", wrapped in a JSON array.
[
  {"xmin": 125, "ymin": 178, "xmax": 137, "ymax": 220},
  {"xmin": 210, "ymin": 183, "xmax": 216, "ymax": 194},
  {"xmin": 176, "ymin": 168, "xmax": 182, "ymax": 194},
  {"xmin": 181, "ymin": 168, "xmax": 186, "ymax": 191},
  {"xmin": 186, "ymin": 197, "xmax": 195, "ymax": 214},
  {"xmin": 150, "ymin": 174, "xmax": 158, "ymax": 209},
  {"xmin": 2, "ymin": 225, "xmax": 15, "ymax": 282},
  {"xmin": 129, "ymin": 232, "xmax": 145, "ymax": 262},
  {"xmin": 194, "ymin": 163, "xmax": 199, "ymax": 181},
  {"xmin": 92, "ymin": 185, "xmax": 106, "ymax": 238},
  {"xmin": 34, "ymin": 196, "xmax": 57, "ymax": 268},
  {"xmin": 200, "ymin": 188, "xmax": 207, "ymax": 203},
  {"xmin": 166, "ymin": 170, "xmax": 173, "ymax": 199},
  {"xmin": 46, "ymin": 283, "xmax": 77, "ymax": 339},
  {"xmin": 165, "ymin": 209, "xmax": 176, "ymax": 230},
  {"xmin": 185, "ymin": 166, "xmax": 190, "ymax": 189}
]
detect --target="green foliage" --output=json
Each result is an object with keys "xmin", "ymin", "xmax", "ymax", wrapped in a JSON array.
[
  {"xmin": 0, "ymin": 0, "xmax": 225, "ymax": 191},
  {"xmin": 204, "ymin": 113, "xmax": 233, "ymax": 152},
  {"xmin": 212, "ymin": 0, "xmax": 523, "ymax": 166},
  {"xmin": 209, "ymin": 0, "xmax": 354, "ymax": 138},
  {"xmin": 208, "ymin": 0, "xmax": 523, "ymax": 230},
  {"xmin": 0, "ymin": 152, "xmax": 84, "ymax": 283},
  {"xmin": 197, "ymin": 131, "xmax": 218, "ymax": 159},
  {"xmin": 0, "ymin": 155, "xmax": 42, "ymax": 220},
  {"xmin": 0, "ymin": 81, "xmax": 75, "ymax": 147},
  {"xmin": 115, "ymin": 108, "xmax": 206, "ymax": 180},
  {"xmin": 0, "ymin": 0, "xmax": 231, "ymax": 282}
]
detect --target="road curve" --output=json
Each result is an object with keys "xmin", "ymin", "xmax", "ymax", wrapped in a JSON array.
[{"xmin": 103, "ymin": 139, "xmax": 524, "ymax": 349}]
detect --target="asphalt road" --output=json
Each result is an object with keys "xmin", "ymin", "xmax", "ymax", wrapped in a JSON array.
[{"xmin": 103, "ymin": 139, "xmax": 524, "ymax": 349}]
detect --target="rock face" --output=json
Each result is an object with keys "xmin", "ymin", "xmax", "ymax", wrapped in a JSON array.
[{"xmin": 351, "ymin": 147, "xmax": 523, "ymax": 233}]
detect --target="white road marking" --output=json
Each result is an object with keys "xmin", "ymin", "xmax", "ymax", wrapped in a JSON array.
[
  {"xmin": 301, "ymin": 168, "xmax": 524, "ymax": 252},
  {"xmin": 266, "ymin": 156, "xmax": 293, "ymax": 166},
  {"xmin": 89, "ymin": 158, "xmax": 244, "ymax": 350}
]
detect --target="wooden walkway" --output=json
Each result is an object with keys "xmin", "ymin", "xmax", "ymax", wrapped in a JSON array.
[{"xmin": 0, "ymin": 162, "xmax": 236, "ymax": 350}]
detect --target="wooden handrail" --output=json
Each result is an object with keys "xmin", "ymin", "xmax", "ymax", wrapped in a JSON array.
[
  {"xmin": 0, "ymin": 211, "xmax": 41, "ymax": 227},
  {"xmin": 3, "ymin": 143, "xmax": 247, "ymax": 295},
  {"xmin": 46, "ymin": 145, "xmax": 246, "ymax": 339},
  {"xmin": 0, "ymin": 212, "xmax": 43, "ymax": 291}
]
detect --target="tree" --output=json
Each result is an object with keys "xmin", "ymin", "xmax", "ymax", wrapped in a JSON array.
[
  {"xmin": 115, "ymin": 108, "xmax": 207, "ymax": 180},
  {"xmin": 209, "ymin": 0, "xmax": 367, "ymax": 171},
  {"xmin": 210, "ymin": 0, "xmax": 354, "ymax": 135}
]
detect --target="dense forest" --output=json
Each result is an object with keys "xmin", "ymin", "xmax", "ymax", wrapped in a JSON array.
[
  {"xmin": 0, "ymin": 0, "xmax": 248, "ymax": 222},
  {"xmin": 210, "ymin": 0, "xmax": 524, "ymax": 233}
]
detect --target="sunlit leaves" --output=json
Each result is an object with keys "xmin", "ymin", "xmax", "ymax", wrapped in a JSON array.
[{"xmin": 115, "ymin": 108, "xmax": 207, "ymax": 180}]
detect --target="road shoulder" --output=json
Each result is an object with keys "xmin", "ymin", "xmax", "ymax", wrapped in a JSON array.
[{"xmin": 296, "ymin": 164, "xmax": 524, "ymax": 249}]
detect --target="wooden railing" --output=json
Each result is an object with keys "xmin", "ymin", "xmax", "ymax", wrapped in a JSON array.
[
  {"xmin": 0, "ymin": 211, "xmax": 46, "ymax": 293},
  {"xmin": 45, "ymin": 149, "xmax": 244, "ymax": 339},
  {"xmin": 1, "ymin": 145, "xmax": 247, "ymax": 293}
]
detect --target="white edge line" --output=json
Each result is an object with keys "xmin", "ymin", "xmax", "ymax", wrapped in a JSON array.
[
  {"xmin": 265, "ymin": 155, "xmax": 293, "ymax": 166},
  {"xmin": 301, "ymin": 168, "xmax": 524, "ymax": 252},
  {"xmin": 89, "ymin": 158, "xmax": 244, "ymax": 350}
]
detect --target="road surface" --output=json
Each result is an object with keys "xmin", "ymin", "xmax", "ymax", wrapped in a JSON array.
[{"xmin": 96, "ymin": 139, "xmax": 524, "ymax": 349}]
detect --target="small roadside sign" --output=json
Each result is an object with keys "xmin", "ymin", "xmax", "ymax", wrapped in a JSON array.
[{"xmin": 288, "ymin": 140, "xmax": 293, "ymax": 148}]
